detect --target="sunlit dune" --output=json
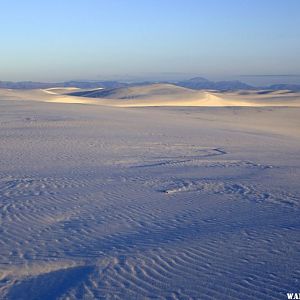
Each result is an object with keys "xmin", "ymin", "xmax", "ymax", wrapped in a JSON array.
[{"xmin": 0, "ymin": 88, "xmax": 99, "ymax": 105}]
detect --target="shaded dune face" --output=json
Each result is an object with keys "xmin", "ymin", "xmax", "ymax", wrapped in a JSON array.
[
  {"xmin": 4, "ymin": 266, "xmax": 93, "ymax": 300},
  {"xmin": 69, "ymin": 84, "xmax": 195, "ymax": 98}
]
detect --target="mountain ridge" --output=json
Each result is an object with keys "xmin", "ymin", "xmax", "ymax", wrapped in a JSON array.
[{"xmin": 1, "ymin": 78, "xmax": 300, "ymax": 91}]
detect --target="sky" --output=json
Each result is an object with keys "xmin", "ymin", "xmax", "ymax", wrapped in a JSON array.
[{"xmin": 1, "ymin": 0, "xmax": 300, "ymax": 82}]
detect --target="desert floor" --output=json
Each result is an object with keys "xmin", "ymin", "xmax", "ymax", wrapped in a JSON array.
[{"xmin": 0, "ymin": 97, "xmax": 299, "ymax": 299}]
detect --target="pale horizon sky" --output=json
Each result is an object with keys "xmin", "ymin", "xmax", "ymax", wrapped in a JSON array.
[{"xmin": 1, "ymin": 0, "xmax": 300, "ymax": 82}]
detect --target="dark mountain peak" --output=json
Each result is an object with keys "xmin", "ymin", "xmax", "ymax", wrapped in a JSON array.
[
  {"xmin": 214, "ymin": 80, "xmax": 253, "ymax": 90},
  {"xmin": 186, "ymin": 77, "xmax": 211, "ymax": 83},
  {"xmin": 268, "ymin": 84, "xmax": 300, "ymax": 91},
  {"xmin": 176, "ymin": 78, "xmax": 254, "ymax": 91}
]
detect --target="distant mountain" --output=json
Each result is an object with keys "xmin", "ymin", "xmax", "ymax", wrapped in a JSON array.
[
  {"xmin": 213, "ymin": 80, "xmax": 254, "ymax": 90},
  {"xmin": 268, "ymin": 84, "xmax": 300, "ymax": 91},
  {"xmin": 177, "ymin": 77, "xmax": 214, "ymax": 90},
  {"xmin": 63, "ymin": 81, "xmax": 128, "ymax": 89},
  {"xmin": 1, "ymin": 78, "xmax": 300, "ymax": 92},
  {"xmin": 0, "ymin": 80, "xmax": 127, "ymax": 90},
  {"xmin": 176, "ymin": 78, "xmax": 253, "ymax": 91},
  {"xmin": 186, "ymin": 77, "xmax": 210, "ymax": 82},
  {"xmin": 0, "ymin": 81, "xmax": 55, "ymax": 89}
]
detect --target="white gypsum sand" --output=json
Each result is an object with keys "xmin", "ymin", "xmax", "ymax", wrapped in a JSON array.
[{"xmin": 0, "ymin": 90, "xmax": 299, "ymax": 299}]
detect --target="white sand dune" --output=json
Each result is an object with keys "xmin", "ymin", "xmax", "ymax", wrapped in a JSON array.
[
  {"xmin": 0, "ymin": 88, "xmax": 99, "ymax": 105},
  {"xmin": 67, "ymin": 83, "xmax": 300, "ymax": 107},
  {"xmin": 0, "ymin": 91, "xmax": 300, "ymax": 299},
  {"xmin": 1, "ymin": 84, "xmax": 300, "ymax": 107}
]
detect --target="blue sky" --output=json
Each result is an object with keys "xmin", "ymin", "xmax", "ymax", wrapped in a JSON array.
[{"xmin": 1, "ymin": 0, "xmax": 300, "ymax": 81}]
